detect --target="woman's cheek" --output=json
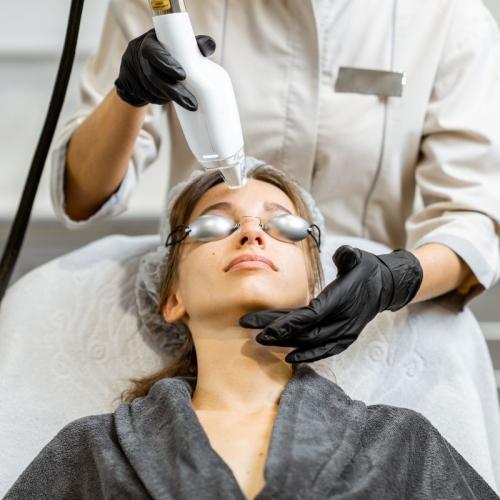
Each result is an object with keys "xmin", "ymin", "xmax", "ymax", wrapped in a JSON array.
[
  {"xmin": 294, "ymin": 252, "xmax": 312, "ymax": 301},
  {"xmin": 275, "ymin": 250, "xmax": 305, "ymax": 293},
  {"xmin": 188, "ymin": 247, "xmax": 223, "ymax": 285}
]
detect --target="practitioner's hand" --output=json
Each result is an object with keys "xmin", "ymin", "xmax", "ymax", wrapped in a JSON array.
[
  {"xmin": 239, "ymin": 246, "xmax": 423, "ymax": 363},
  {"xmin": 115, "ymin": 29, "xmax": 216, "ymax": 109}
]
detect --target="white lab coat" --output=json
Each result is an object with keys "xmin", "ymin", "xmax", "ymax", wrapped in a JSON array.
[{"xmin": 50, "ymin": 0, "xmax": 500, "ymax": 308}]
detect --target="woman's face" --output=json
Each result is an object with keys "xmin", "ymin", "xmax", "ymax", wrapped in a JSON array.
[{"xmin": 163, "ymin": 179, "xmax": 312, "ymax": 326}]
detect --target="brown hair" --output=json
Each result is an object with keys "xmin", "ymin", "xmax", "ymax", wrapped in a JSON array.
[{"xmin": 121, "ymin": 165, "xmax": 324, "ymax": 402}]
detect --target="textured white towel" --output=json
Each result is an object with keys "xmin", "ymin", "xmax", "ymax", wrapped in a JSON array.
[{"xmin": 0, "ymin": 234, "xmax": 498, "ymax": 495}]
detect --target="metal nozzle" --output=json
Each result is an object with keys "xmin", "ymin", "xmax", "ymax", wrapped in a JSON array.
[
  {"xmin": 202, "ymin": 148, "xmax": 247, "ymax": 189},
  {"xmin": 149, "ymin": 0, "xmax": 186, "ymax": 15}
]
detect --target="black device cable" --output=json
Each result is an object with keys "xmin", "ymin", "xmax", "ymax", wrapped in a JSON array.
[{"xmin": 0, "ymin": 0, "xmax": 85, "ymax": 308}]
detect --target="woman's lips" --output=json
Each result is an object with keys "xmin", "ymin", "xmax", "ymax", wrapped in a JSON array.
[
  {"xmin": 228, "ymin": 260, "xmax": 274, "ymax": 272},
  {"xmin": 225, "ymin": 255, "xmax": 278, "ymax": 272}
]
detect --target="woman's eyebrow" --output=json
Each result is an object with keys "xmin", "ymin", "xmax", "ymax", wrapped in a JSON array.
[{"xmin": 198, "ymin": 201, "xmax": 292, "ymax": 217}]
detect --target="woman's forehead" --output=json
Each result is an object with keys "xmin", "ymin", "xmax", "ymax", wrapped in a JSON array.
[{"xmin": 193, "ymin": 179, "xmax": 296, "ymax": 217}]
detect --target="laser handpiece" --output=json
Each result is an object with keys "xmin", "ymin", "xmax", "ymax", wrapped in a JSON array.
[{"xmin": 149, "ymin": 0, "xmax": 247, "ymax": 189}]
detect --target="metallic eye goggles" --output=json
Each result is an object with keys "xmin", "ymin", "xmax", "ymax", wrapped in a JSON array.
[{"xmin": 165, "ymin": 214, "xmax": 321, "ymax": 251}]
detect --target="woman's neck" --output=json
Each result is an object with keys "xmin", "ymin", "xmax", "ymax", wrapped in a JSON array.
[{"xmin": 189, "ymin": 320, "xmax": 293, "ymax": 414}]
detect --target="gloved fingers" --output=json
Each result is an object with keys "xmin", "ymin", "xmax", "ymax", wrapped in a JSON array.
[
  {"xmin": 136, "ymin": 58, "xmax": 198, "ymax": 110},
  {"xmin": 147, "ymin": 51, "xmax": 187, "ymax": 81},
  {"xmin": 195, "ymin": 35, "xmax": 216, "ymax": 57},
  {"xmin": 294, "ymin": 318, "xmax": 361, "ymax": 348},
  {"xmin": 285, "ymin": 337, "xmax": 353, "ymax": 364},
  {"xmin": 137, "ymin": 55, "xmax": 176, "ymax": 97},
  {"xmin": 333, "ymin": 245, "xmax": 362, "ymax": 276},
  {"xmin": 133, "ymin": 30, "xmax": 198, "ymax": 109},
  {"xmin": 250, "ymin": 284, "xmax": 351, "ymax": 340},
  {"xmin": 239, "ymin": 308, "xmax": 295, "ymax": 329},
  {"xmin": 163, "ymin": 81, "xmax": 198, "ymax": 110},
  {"xmin": 115, "ymin": 69, "xmax": 165, "ymax": 106},
  {"xmin": 248, "ymin": 305, "xmax": 322, "ymax": 340},
  {"xmin": 256, "ymin": 322, "xmax": 331, "ymax": 347},
  {"xmin": 255, "ymin": 325, "xmax": 323, "ymax": 348},
  {"xmin": 142, "ymin": 30, "xmax": 187, "ymax": 80},
  {"xmin": 127, "ymin": 78, "xmax": 196, "ymax": 109},
  {"xmin": 256, "ymin": 319, "xmax": 357, "ymax": 348}
]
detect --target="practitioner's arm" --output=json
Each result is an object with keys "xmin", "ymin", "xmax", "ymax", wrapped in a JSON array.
[
  {"xmin": 64, "ymin": 31, "xmax": 215, "ymax": 222},
  {"xmin": 409, "ymin": 243, "xmax": 475, "ymax": 304},
  {"xmin": 65, "ymin": 89, "xmax": 147, "ymax": 221}
]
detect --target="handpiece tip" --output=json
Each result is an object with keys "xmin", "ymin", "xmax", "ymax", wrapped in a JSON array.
[
  {"xmin": 199, "ymin": 149, "xmax": 247, "ymax": 188},
  {"xmin": 220, "ymin": 160, "xmax": 247, "ymax": 189}
]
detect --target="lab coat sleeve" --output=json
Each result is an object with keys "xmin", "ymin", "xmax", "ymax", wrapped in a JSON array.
[
  {"xmin": 50, "ymin": 0, "xmax": 163, "ymax": 230},
  {"xmin": 405, "ymin": 0, "xmax": 500, "ymax": 309}
]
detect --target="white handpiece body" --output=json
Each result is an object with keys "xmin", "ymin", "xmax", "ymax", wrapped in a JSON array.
[{"xmin": 153, "ymin": 13, "xmax": 246, "ymax": 188}]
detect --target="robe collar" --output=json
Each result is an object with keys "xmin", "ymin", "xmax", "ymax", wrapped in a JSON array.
[{"xmin": 114, "ymin": 364, "xmax": 367, "ymax": 499}]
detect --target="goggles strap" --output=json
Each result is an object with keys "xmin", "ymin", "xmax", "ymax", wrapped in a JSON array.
[
  {"xmin": 308, "ymin": 224, "xmax": 322, "ymax": 252},
  {"xmin": 165, "ymin": 225, "xmax": 191, "ymax": 247}
]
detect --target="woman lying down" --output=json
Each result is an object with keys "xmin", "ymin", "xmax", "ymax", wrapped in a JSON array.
[{"xmin": 6, "ymin": 164, "xmax": 497, "ymax": 500}]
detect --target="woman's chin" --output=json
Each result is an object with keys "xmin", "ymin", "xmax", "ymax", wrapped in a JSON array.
[{"xmin": 237, "ymin": 291, "xmax": 307, "ymax": 312}]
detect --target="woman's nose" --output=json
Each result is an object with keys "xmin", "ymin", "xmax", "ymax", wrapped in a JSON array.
[{"xmin": 237, "ymin": 217, "xmax": 265, "ymax": 247}]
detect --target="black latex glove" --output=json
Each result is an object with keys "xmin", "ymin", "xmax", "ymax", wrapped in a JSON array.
[
  {"xmin": 115, "ymin": 29, "xmax": 216, "ymax": 109},
  {"xmin": 239, "ymin": 245, "xmax": 423, "ymax": 363}
]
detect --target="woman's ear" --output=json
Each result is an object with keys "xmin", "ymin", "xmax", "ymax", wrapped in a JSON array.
[{"xmin": 162, "ymin": 290, "xmax": 187, "ymax": 322}]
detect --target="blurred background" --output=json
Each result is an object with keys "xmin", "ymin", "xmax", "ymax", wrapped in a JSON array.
[{"xmin": 0, "ymin": 0, "xmax": 499, "ymax": 396}]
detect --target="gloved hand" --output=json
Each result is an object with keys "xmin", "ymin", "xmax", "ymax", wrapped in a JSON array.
[
  {"xmin": 115, "ymin": 29, "xmax": 216, "ymax": 109},
  {"xmin": 239, "ymin": 245, "xmax": 423, "ymax": 363}
]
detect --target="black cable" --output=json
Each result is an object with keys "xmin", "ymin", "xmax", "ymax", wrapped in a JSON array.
[{"xmin": 0, "ymin": 0, "xmax": 85, "ymax": 307}]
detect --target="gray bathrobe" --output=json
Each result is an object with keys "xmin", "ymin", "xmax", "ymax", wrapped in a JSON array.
[{"xmin": 5, "ymin": 365, "xmax": 498, "ymax": 499}]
